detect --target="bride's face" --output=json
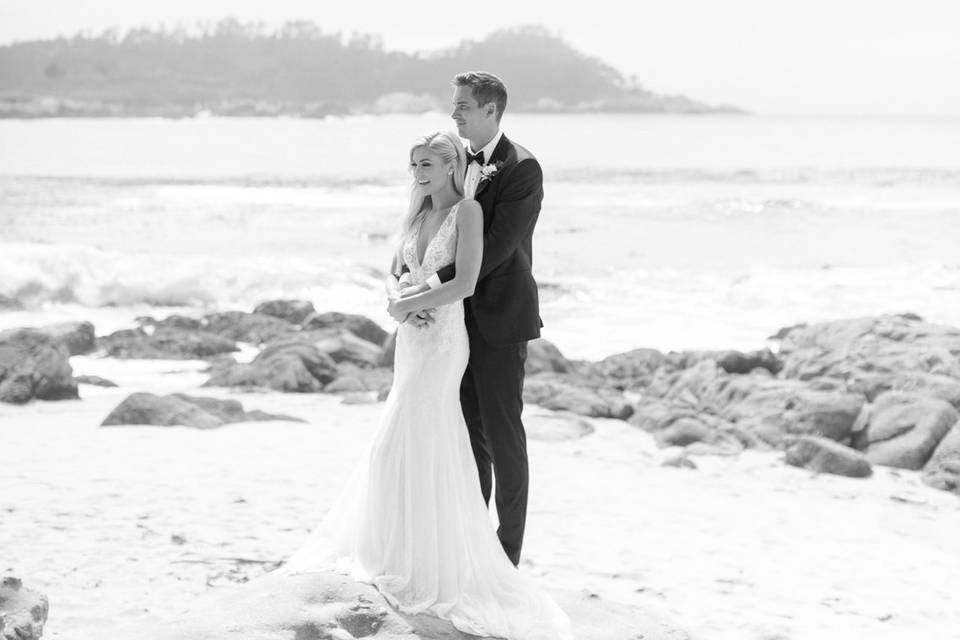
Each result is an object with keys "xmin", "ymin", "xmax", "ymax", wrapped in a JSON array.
[{"xmin": 410, "ymin": 147, "xmax": 451, "ymax": 196}]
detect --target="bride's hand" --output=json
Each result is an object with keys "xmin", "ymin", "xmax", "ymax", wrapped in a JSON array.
[
  {"xmin": 399, "ymin": 283, "xmax": 428, "ymax": 298},
  {"xmin": 387, "ymin": 298, "xmax": 408, "ymax": 322}
]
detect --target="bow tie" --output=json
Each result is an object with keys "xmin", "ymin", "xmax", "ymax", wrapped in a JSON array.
[{"xmin": 466, "ymin": 150, "xmax": 485, "ymax": 165}]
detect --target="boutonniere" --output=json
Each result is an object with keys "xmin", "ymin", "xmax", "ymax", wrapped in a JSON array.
[{"xmin": 478, "ymin": 161, "xmax": 504, "ymax": 184}]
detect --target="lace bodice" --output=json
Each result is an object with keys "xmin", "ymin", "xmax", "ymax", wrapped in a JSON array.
[
  {"xmin": 401, "ymin": 202, "xmax": 460, "ymax": 285},
  {"xmin": 399, "ymin": 202, "xmax": 464, "ymax": 353}
]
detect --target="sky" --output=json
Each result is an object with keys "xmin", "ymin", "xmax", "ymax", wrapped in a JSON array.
[{"xmin": 1, "ymin": 0, "xmax": 958, "ymax": 115}]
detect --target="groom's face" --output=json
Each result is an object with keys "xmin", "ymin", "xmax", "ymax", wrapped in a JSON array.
[{"xmin": 451, "ymin": 85, "xmax": 493, "ymax": 143}]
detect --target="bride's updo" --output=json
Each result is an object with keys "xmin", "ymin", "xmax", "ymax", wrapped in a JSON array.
[{"xmin": 401, "ymin": 131, "xmax": 466, "ymax": 239}]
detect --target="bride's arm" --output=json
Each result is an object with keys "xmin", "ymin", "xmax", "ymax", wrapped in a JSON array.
[{"xmin": 387, "ymin": 201, "xmax": 482, "ymax": 318}]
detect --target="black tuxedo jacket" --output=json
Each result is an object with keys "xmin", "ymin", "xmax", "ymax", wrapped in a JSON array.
[{"xmin": 436, "ymin": 134, "xmax": 544, "ymax": 347}]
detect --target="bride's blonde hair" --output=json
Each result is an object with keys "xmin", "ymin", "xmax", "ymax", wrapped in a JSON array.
[{"xmin": 394, "ymin": 131, "xmax": 466, "ymax": 273}]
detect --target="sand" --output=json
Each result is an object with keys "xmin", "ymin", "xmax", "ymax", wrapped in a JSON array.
[{"xmin": 2, "ymin": 356, "xmax": 959, "ymax": 639}]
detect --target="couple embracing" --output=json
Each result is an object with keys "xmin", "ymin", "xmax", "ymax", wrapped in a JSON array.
[{"xmin": 282, "ymin": 71, "xmax": 573, "ymax": 640}]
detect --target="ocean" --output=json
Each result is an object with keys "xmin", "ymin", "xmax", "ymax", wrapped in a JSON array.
[{"xmin": 2, "ymin": 113, "xmax": 960, "ymax": 358}]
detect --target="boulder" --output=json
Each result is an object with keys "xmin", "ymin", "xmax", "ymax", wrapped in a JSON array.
[
  {"xmin": 325, "ymin": 363, "xmax": 394, "ymax": 397},
  {"xmin": 596, "ymin": 348, "xmax": 666, "ymax": 389},
  {"xmin": 523, "ymin": 376, "xmax": 633, "ymax": 420},
  {"xmin": 851, "ymin": 392, "xmax": 958, "ymax": 469},
  {"xmin": 202, "ymin": 311, "xmax": 297, "ymax": 345},
  {"xmin": 848, "ymin": 371, "xmax": 960, "ymax": 408},
  {"xmin": 716, "ymin": 348, "xmax": 782, "ymax": 375},
  {"xmin": 253, "ymin": 299, "xmax": 317, "ymax": 325},
  {"xmin": 0, "ymin": 329, "xmax": 77, "ymax": 403},
  {"xmin": 205, "ymin": 340, "xmax": 337, "ymax": 392},
  {"xmin": 923, "ymin": 426, "xmax": 960, "ymax": 495},
  {"xmin": 98, "ymin": 327, "xmax": 237, "ymax": 360},
  {"xmin": 0, "ymin": 576, "xmax": 49, "ymax": 640},
  {"xmin": 101, "ymin": 392, "xmax": 304, "ymax": 428},
  {"xmin": 697, "ymin": 375, "xmax": 865, "ymax": 445},
  {"xmin": 37, "ymin": 321, "xmax": 96, "ymax": 355},
  {"xmin": 525, "ymin": 338, "xmax": 572, "ymax": 375},
  {"xmin": 785, "ymin": 436, "xmax": 873, "ymax": 478},
  {"xmin": 74, "ymin": 374, "xmax": 118, "ymax": 387},
  {"xmin": 661, "ymin": 453, "xmax": 698, "ymax": 469},
  {"xmin": 300, "ymin": 329, "xmax": 384, "ymax": 367},
  {"xmin": 777, "ymin": 314, "xmax": 960, "ymax": 383},
  {"xmin": 303, "ymin": 312, "xmax": 389, "ymax": 346}
]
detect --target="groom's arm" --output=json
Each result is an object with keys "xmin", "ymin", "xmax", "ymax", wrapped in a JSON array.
[{"xmin": 424, "ymin": 159, "xmax": 543, "ymax": 287}]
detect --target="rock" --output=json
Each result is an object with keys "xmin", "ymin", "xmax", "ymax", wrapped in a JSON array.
[
  {"xmin": 0, "ymin": 576, "xmax": 49, "ymax": 640},
  {"xmin": 851, "ymin": 392, "xmax": 958, "ymax": 470},
  {"xmin": 101, "ymin": 392, "xmax": 304, "ymax": 428},
  {"xmin": 300, "ymin": 328, "xmax": 384, "ymax": 367},
  {"xmin": 0, "ymin": 329, "xmax": 78, "ymax": 403},
  {"xmin": 37, "ymin": 321, "xmax": 96, "ymax": 355},
  {"xmin": 785, "ymin": 436, "xmax": 873, "ymax": 478},
  {"xmin": 923, "ymin": 426, "xmax": 960, "ymax": 495},
  {"xmin": 325, "ymin": 363, "xmax": 394, "ymax": 397},
  {"xmin": 596, "ymin": 348, "xmax": 666, "ymax": 389},
  {"xmin": 777, "ymin": 314, "xmax": 960, "ymax": 383},
  {"xmin": 302, "ymin": 311, "xmax": 389, "ymax": 346},
  {"xmin": 716, "ymin": 348, "xmax": 782, "ymax": 375},
  {"xmin": 98, "ymin": 327, "xmax": 238, "ymax": 360},
  {"xmin": 525, "ymin": 338, "xmax": 571, "ymax": 375},
  {"xmin": 698, "ymin": 375, "xmax": 865, "ymax": 445},
  {"xmin": 122, "ymin": 570, "xmax": 693, "ymax": 640},
  {"xmin": 205, "ymin": 340, "xmax": 337, "ymax": 392},
  {"xmin": 74, "ymin": 374, "xmax": 118, "ymax": 387},
  {"xmin": 849, "ymin": 371, "xmax": 960, "ymax": 408},
  {"xmin": 201, "ymin": 311, "xmax": 297, "ymax": 345},
  {"xmin": 253, "ymin": 299, "xmax": 317, "ymax": 325},
  {"xmin": 661, "ymin": 453, "xmax": 698, "ymax": 469},
  {"xmin": 525, "ymin": 411, "xmax": 595, "ymax": 441},
  {"xmin": 524, "ymin": 376, "xmax": 633, "ymax": 420}
]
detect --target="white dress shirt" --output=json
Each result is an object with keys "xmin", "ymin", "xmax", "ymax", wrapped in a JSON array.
[{"xmin": 424, "ymin": 130, "xmax": 503, "ymax": 290}]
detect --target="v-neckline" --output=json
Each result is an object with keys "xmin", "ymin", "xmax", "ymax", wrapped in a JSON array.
[{"xmin": 414, "ymin": 202, "xmax": 458, "ymax": 266}]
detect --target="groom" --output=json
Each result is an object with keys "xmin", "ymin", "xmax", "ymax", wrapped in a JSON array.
[{"xmin": 417, "ymin": 71, "xmax": 544, "ymax": 566}]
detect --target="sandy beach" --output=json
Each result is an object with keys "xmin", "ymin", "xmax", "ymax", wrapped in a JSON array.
[{"xmin": 3, "ymin": 353, "xmax": 959, "ymax": 640}]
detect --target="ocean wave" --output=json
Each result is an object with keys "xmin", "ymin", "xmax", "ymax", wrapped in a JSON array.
[{"xmin": 0, "ymin": 242, "xmax": 386, "ymax": 311}]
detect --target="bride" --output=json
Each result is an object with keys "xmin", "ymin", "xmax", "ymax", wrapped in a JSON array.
[{"xmin": 280, "ymin": 130, "xmax": 573, "ymax": 640}]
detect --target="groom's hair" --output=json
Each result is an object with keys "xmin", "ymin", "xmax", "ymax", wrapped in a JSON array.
[{"xmin": 453, "ymin": 72, "xmax": 507, "ymax": 123}]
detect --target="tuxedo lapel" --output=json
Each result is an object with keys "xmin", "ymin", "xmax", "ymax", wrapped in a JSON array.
[{"xmin": 472, "ymin": 135, "xmax": 513, "ymax": 200}]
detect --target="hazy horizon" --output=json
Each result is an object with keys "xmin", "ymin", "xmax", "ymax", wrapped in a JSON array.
[{"xmin": 1, "ymin": 0, "xmax": 959, "ymax": 116}]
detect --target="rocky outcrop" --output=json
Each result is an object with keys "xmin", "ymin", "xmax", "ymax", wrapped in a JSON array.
[
  {"xmin": 200, "ymin": 311, "xmax": 297, "ymax": 345},
  {"xmin": 74, "ymin": 374, "xmax": 118, "ymax": 387},
  {"xmin": 0, "ymin": 329, "xmax": 77, "ymax": 403},
  {"xmin": 101, "ymin": 392, "xmax": 304, "ymax": 428},
  {"xmin": 0, "ymin": 576, "xmax": 49, "ymax": 640},
  {"xmin": 300, "ymin": 329, "xmax": 384, "ymax": 367},
  {"xmin": 99, "ymin": 327, "xmax": 238, "ymax": 359},
  {"xmin": 205, "ymin": 340, "xmax": 338, "ymax": 392},
  {"xmin": 785, "ymin": 436, "xmax": 873, "ymax": 478},
  {"xmin": 851, "ymin": 392, "xmax": 958, "ymax": 470},
  {"xmin": 923, "ymin": 425, "xmax": 960, "ymax": 495},
  {"xmin": 253, "ymin": 299, "xmax": 317, "ymax": 325},
  {"xmin": 303, "ymin": 311, "xmax": 389, "ymax": 347},
  {"xmin": 525, "ymin": 338, "xmax": 572, "ymax": 375},
  {"xmin": 37, "ymin": 321, "xmax": 96, "ymax": 355},
  {"xmin": 777, "ymin": 314, "xmax": 960, "ymax": 383},
  {"xmin": 523, "ymin": 375, "xmax": 633, "ymax": 420},
  {"xmin": 0, "ymin": 294, "xmax": 23, "ymax": 310}
]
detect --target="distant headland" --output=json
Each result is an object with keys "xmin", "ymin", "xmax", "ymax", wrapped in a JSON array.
[{"xmin": 0, "ymin": 21, "xmax": 744, "ymax": 118}]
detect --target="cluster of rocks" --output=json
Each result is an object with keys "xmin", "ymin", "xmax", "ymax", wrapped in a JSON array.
[
  {"xmin": 3, "ymin": 301, "xmax": 959, "ymax": 495},
  {"xmin": 0, "ymin": 577, "xmax": 48, "ymax": 640},
  {"xmin": 522, "ymin": 313, "xmax": 959, "ymax": 496}
]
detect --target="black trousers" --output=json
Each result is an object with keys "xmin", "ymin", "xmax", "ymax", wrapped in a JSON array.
[{"xmin": 461, "ymin": 305, "xmax": 529, "ymax": 566}]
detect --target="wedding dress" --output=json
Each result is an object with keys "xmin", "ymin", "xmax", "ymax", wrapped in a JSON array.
[{"xmin": 281, "ymin": 201, "xmax": 573, "ymax": 639}]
